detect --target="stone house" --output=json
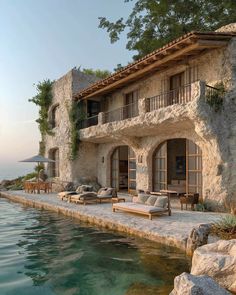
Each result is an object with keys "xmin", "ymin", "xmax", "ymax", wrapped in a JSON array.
[{"xmin": 45, "ymin": 24, "xmax": 236, "ymax": 211}]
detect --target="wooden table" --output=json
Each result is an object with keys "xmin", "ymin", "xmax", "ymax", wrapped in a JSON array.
[{"xmin": 160, "ymin": 190, "xmax": 178, "ymax": 197}]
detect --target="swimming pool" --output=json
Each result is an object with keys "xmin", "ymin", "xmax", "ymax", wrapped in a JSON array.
[{"xmin": 0, "ymin": 197, "xmax": 190, "ymax": 295}]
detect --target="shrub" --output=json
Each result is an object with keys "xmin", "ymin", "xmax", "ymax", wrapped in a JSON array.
[{"xmin": 211, "ymin": 214, "xmax": 236, "ymax": 239}]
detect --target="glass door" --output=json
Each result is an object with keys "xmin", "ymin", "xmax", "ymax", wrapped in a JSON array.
[
  {"xmin": 153, "ymin": 142, "xmax": 167, "ymax": 191},
  {"xmin": 128, "ymin": 148, "xmax": 136, "ymax": 194},
  {"xmin": 186, "ymin": 139, "xmax": 202, "ymax": 196},
  {"xmin": 111, "ymin": 148, "xmax": 119, "ymax": 190}
]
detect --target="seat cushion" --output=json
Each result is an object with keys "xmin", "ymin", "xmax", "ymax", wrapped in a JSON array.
[
  {"xmin": 137, "ymin": 193, "xmax": 150, "ymax": 204},
  {"xmin": 113, "ymin": 202, "xmax": 166, "ymax": 213},
  {"xmin": 145, "ymin": 196, "xmax": 158, "ymax": 206},
  {"xmin": 71, "ymin": 192, "xmax": 97, "ymax": 201},
  {"xmin": 98, "ymin": 187, "xmax": 113, "ymax": 197},
  {"xmin": 58, "ymin": 191, "xmax": 76, "ymax": 198},
  {"xmin": 154, "ymin": 196, "xmax": 168, "ymax": 208}
]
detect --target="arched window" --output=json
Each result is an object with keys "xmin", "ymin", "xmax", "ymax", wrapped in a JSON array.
[
  {"xmin": 49, "ymin": 148, "xmax": 59, "ymax": 177},
  {"xmin": 50, "ymin": 104, "xmax": 59, "ymax": 129}
]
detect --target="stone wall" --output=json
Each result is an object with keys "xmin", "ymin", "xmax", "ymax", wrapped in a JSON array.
[{"xmin": 44, "ymin": 68, "xmax": 99, "ymax": 183}]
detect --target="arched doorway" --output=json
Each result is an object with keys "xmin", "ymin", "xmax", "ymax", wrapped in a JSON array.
[
  {"xmin": 153, "ymin": 139, "xmax": 202, "ymax": 196},
  {"xmin": 111, "ymin": 146, "xmax": 136, "ymax": 193}
]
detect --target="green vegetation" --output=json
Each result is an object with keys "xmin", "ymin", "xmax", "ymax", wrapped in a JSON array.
[
  {"xmin": 99, "ymin": 0, "xmax": 236, "ymax": 60},
  {"xmin": 211, "ymin": 214, "xmax": 236, "ymax": 239},
  {"xmin": 82, "ymin": 68, "xmax": 111, "ymax": 79},
  {"xmin": 29, "ymin": 79, "xmax": 54, "ymax": 156},
  {"xmin": 68, "ymin": 101, "xmax": 86, "ymax": 160},
  {"xmin": 206, "ymin": 82, "xmax": 225, "ymax": 112}
]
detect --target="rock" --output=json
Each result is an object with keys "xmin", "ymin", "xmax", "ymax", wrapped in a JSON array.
[
  {"xmin": 186, "ymin": 223, "xmax": 211, "ymax": 255},
  {"xmin": 170, "ymin": 272, "xmax": 230, "ymax": 295},
  {"xmin": 0, "ymin": 180, "xmax": 12, "ymax": 189},
  {"xmin": 191, "ymin": 239, "xmax": 236, "ymax": 293}
]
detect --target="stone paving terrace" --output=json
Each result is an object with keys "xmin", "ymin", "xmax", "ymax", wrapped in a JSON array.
[{"xmin": 0, "ymin": 191, "xmax": 224, "ymax": 252}]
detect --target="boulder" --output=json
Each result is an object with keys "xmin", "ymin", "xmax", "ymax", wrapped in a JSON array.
[
  {"xmin": 191, "ymin": 239, "xmax": 236, "ymax": 293},
  {"xmin": 170, "ymin": 272, "xmax": 230, "ymax": 295},
  {"xmin": 186, "ymin": 223, "xmax": 211, "ymax": 255}
]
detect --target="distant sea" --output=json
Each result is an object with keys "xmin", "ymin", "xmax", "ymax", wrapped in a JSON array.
[{"xmin": 0, "ymin": 163, "xmax": 35, "ymax": 182}]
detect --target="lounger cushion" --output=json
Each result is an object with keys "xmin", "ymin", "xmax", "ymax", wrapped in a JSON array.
[
  {"xmin": 145, "ymin": 196, "xmax": 158, "ymax": 206},
  {"xmin": 137, "ymin": 193, "xmax": 150, "ymax": 204},
  {"xmin": 58, "ymin": 191, "xmax": 76, "ymax": 198},
  {"xmin": 113, "ymin": 202, "xmax": 166, "ymax": 213},
  {"xmin": 76, "ymin": 185, "xmax": 93, "ymax": 193},
  {"xmin": 98, "ymin": 187, "xmax": 117, "ymax": 197},
  {"xmin": 70, "ymin": 192, "xmax": 97, "ymax": 201},
  {"xmin": 154, "ymin": 196, "xmax": 168, "ymax": 208}
]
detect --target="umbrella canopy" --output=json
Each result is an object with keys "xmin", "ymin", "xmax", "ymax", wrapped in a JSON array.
[{"xmin": 20, "ymin": 155, "xmax": 55, "ymax": 163}]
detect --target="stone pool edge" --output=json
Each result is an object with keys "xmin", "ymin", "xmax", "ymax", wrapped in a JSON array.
[{"xmin": 0, "ymin": 191, "xmax": 187, "ymax": 252}]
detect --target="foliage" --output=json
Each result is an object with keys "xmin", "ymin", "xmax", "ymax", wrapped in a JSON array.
[
  {"xmin": 29, "ymin": 79, "xmax": 54, "ymax": 137},
  {"xmin": 211, "ymin": 214, "xmax": 236, "ymax": 239},
  {"xmin": 99, "ymin": 0, "xmax": 236, "ymax": 60},
  {"xmin": 82, "ymin": 68, "xmax": 111, "ymax": 79},
  {"xmin": 206, "ymin": 82, "xmax": 225, "ymax": 112},
  {"xmin": 68, "ymin": 101, "xmax": 86, "ymax": 160},
  {"xmin": 34, "ymin": 163, "xmax": 45, "ymax": 173},
  {"xmin": 23, "ymin": 172, "xmax": 38, "ymax": 181}
]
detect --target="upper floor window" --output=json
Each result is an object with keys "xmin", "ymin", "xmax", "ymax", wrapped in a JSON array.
[{"xmin": 125, "ymin": 90, "xmax": 139, "ymax": 105}]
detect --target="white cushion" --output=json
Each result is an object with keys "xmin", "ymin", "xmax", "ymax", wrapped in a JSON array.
[
  {"xmin": 137, "ymin": 193, "xmax": 149, "ymax": 204},
  {"xmin": 154, "ymin": 196, "xmax": 168, "ymax": 208},
  {"xmin": 145, "ymin": 196, "xmax": 158, "ymax": 206},
  {"xmin": 113, "ymin": 202, "xmax": 166, "ymax": 213}
]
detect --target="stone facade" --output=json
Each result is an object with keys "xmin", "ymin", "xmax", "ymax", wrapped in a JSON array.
[
  {"xmin": 44, "ymin": 25, "xmax": 236, "ymax": 211},
  {"xmin": 44, "ymin": 68, "xmax": 99, "ymax": 183}
]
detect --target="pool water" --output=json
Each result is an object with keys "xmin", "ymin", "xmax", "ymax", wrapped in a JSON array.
[{"xmin": 0, "ymin": 198, "xmax": 190, "ymax": 295}]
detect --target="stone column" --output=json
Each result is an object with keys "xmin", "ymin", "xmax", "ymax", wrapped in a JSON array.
[
  {"xmin": 98, "ymin": 112, "xmax": 105, "ymax": 125},
  {"xmin": 138, "ymin": 98, "xmax": 147, "ymax": 115}
]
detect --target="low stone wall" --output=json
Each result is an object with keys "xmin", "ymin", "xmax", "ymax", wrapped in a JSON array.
[{"xmin": 0, "ymin": 192, "xmax": 186, "ymax": 250}]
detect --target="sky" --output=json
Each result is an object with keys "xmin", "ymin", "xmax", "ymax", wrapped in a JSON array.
[{"xmin": 0, "ymin": 0, "xmax": 134, "ymax": 179}]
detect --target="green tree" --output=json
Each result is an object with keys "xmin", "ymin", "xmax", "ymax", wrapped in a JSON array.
[
  {"xmin": 82, "ymin": 68, "xmax": 111, "ymax": 79},
  {"xmin": 99, "ymin": 0, "xmax": 236, "ymax": 60}
]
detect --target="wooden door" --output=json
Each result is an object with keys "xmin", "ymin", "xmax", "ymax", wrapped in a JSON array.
[
  {"xmin": 186, "ymin": 140, "xmax": 202, "ymax": 196},
  {"xmin": 125, "ymin": 90, "xmax": 138, "ymax": 119},
  {"xmin": 153, "ymin": 142, "xmax": 167, "ymax": 191},
  {"xmin": 111, "ymin": 148, "xmax": 119, "ymax": 190},
  {"xmin": 128, "ymin": 148, "xmax": 136, "ymax": 194}
]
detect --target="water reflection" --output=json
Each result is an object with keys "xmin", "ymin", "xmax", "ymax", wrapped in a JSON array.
[{"xmin": 0, "ymin": 198, "xmax": 190, "ymax": 295}]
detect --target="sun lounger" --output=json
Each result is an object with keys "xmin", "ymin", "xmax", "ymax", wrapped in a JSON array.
[
  {"xmin": 69, "ymin": 192, "xmax": 98, "ymax": 205},
  {"xmin": 112, "ymin": 194, "xmax": 171, "ymax": 220}
]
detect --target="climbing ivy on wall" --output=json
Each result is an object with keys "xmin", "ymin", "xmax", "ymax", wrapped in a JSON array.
[
  {"xmin": 29, "ymin": 79, "xmax": 54, "ymax": 155},
  {"xmin": 68, "ymin": 100, "xmax": 86, "ymax": 160}
]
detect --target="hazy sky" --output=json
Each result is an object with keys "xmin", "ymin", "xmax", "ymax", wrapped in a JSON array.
[{"xmin": 0, "ymin": 0, "xmax": 134, "ymax": 176}]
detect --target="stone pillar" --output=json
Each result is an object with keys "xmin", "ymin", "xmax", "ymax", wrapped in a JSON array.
[
  {"xmin": 98, "ymin": 112, "xmax": 105, "ymax": 125},
  {"xmin": 191, "ymin": 80, "xmax": 205, "ymax": 101},
  {"xmin": 138, "ymin": 98, "xmax": 147, "ymax": 115}
]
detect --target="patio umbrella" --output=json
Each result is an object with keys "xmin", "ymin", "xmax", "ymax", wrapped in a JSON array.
[{"xmin": 20, "ymin": 154, "xmax": 55, "ymax": 181}]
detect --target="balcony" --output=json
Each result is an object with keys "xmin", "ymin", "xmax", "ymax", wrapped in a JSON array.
[{"xmin": 79, "ymin": 81, "xmax": 223, "ymax": 142}]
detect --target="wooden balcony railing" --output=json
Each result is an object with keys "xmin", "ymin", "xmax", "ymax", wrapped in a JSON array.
[
  {"xmin": 146, "ymin": 83, "xmax": 192, "ymax": 112},
  {"xmin": 104, "ymin": 102, "xmax": 139, "ymax": 123},
  {"xmin": 78, "ymin": 115, "xmax": 98, "ymax": 129}
]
